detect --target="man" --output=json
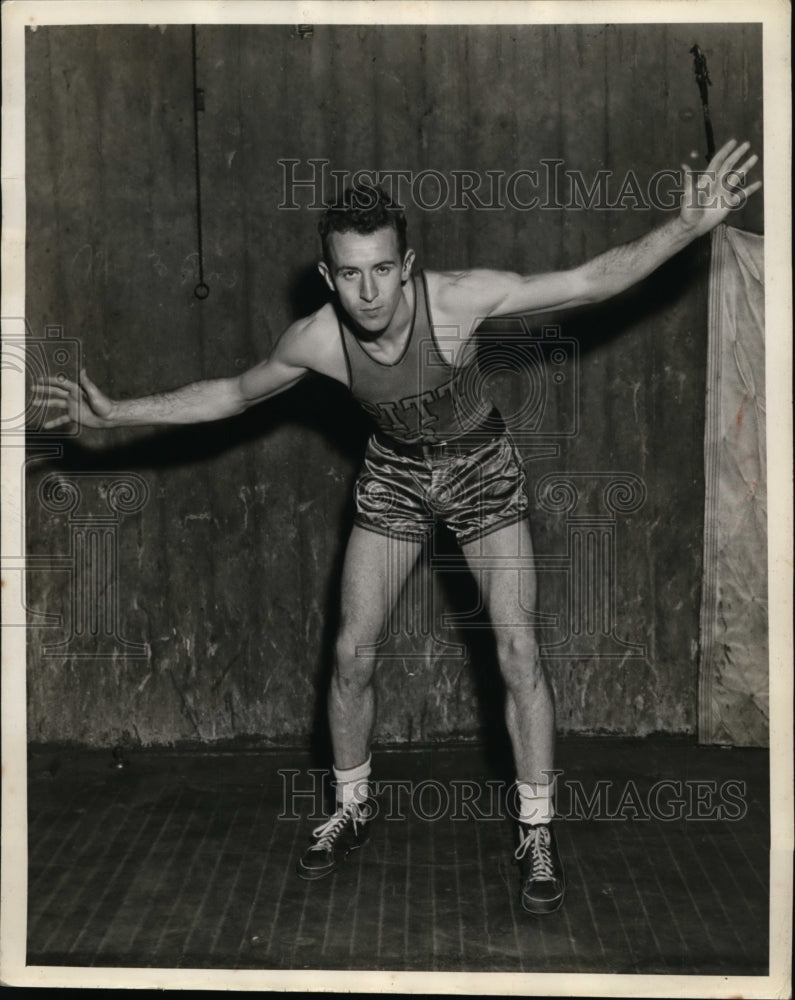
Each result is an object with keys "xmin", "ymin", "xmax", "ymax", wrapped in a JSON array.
[{"xmin": 42, "ymin": 139, "xmax": 760, "ymax": 915}]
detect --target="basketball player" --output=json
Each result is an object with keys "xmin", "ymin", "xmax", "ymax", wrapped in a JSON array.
[{"xmin": 41, "ymin": 138, "xmax": 759, "ymax": 914}]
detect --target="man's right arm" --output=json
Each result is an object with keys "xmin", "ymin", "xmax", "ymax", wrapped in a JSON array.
[{"xmin": 41, "ymin": 322, "xmax": 311, "ymax": 430}]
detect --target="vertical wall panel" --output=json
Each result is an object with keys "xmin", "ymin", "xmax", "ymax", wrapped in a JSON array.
[{"xmin": 25, "ymin": 22, "xmax": 763, "ymax": 746}]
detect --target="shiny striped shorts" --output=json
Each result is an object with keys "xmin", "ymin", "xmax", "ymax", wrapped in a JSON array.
[{"xmin": 353, "ymin": 429, "xmax": 529, "ymax": 545}]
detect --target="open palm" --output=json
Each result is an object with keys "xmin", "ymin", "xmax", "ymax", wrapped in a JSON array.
[
  {"xmin": 37, "ymin": 369, "xmax": 116, "ymax": 430},
  {"xmin": 680, "ymin": 138, "xmax": 761, "ymax": 237}
]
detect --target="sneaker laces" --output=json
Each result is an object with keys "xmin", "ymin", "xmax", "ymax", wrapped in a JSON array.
[
  {"xmin": 308, "ymin": 802, "xmax": 364, "ymax": 853},
  {"xmin": 514, "ymin": 824, "xmax": 555, "ymax": 881}
]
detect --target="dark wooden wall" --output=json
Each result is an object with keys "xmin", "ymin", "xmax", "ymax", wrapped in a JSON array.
[{"xmin": 25, "ymin": 22, "xmax": 763, "ymax": 747}]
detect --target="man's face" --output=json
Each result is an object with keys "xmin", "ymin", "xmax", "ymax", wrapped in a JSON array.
[{"xmin": 319, "ymin": 226, "xmax": 415, "ymax": 336}]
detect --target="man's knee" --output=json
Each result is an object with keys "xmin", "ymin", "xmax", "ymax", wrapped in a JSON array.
[
  {"xmin": 333, "ymin": 628, "xmax": 376, "ymax": 691},
  {"xmin": 494, "ymin": 628, "xmax": 544, "ymax": 690}
]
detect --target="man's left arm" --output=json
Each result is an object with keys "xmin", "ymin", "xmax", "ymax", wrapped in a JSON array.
[
  {"xmin": 445, "ymin": 138, "xmax": 760, "ymax": 320},
  {"xmin": 570, "ymin": 138, "xmax": 760, "ymax": 304}
]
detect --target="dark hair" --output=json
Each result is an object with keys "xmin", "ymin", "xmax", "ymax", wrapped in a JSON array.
[{"xmin": 318, "ymin": 185, "xmax": 408, "ymax": 265}]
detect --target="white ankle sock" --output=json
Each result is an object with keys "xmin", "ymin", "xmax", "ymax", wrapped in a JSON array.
[
  {"xmin": 516, "ymin": 778, "xmax": 556, "ymax": 825},
  {"xmin": 333, "ymin": 756, "xmax": 371, "ymax": 808}
]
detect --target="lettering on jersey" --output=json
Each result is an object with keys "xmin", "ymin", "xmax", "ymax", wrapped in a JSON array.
[{"xmin": 357, "ymin": 370, "xmax": 482, "ymax": 444}]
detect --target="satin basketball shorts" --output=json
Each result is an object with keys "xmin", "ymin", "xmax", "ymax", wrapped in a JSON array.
[{"xmin": 353, "ymin": 426, "xmax": 529, "ymax": 545}]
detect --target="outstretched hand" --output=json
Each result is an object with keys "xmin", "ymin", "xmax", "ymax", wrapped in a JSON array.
[
  {"xmin": 679, "ymin": 138, "xmax": 761, "ymax": 237},
  {"xmin": 36, "ymin": 369, "xmax": 117, "ymax": 430}
]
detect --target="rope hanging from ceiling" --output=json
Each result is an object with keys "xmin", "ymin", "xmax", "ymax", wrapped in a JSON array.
[{"xmin": 192, "ymin": 25, "xmax": 209, "ymax": 300}]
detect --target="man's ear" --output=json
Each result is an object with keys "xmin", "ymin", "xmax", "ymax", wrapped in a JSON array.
[
  {"xmin": 401, "ymin": 249, "xmax": 416, "ymax": 281},
  {"xmin": 318, "ymin": 260, "xmax": 335, "ymax": 294}
]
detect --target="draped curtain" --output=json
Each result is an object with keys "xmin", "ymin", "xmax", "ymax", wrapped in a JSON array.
[{"xmin": 699, "ymin": 224, "xmax": 767, "ymax": 746}]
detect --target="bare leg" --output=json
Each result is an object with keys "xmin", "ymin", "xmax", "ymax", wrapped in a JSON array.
[
  {"xmin": 297, "ymin": 526, "xmax": 424, "ymax": 880},
  {"xmin": 459, "ymin": 519, "xmax": 555, "ymax": 784},
  {"xmin": 329, "ymin": 525, "xmax": 423, "ymax": 769}
]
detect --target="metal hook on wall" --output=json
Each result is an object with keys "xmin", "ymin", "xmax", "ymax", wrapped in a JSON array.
[{"xmin": 690, "ymin": 44, "xmax": 716, "ymax": 163}]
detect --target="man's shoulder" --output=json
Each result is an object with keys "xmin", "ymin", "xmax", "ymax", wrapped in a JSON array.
[
  {"xmin": 288, "ymin": 301, "xmax": 337, "ymax": 338},
  {"xmin": 424, "ymin": 267, "xmax": 512, "ymax": 293},
  {"xmin": 423, "ymin": 268, "xmax": 506, "ymax": 323},
  {"xmin": 276, "ymin": 302, "xmax": 343, "ymax": 377},
  {"xmin": 280, "ymin": 303, "xmax": 337, "ymax": 354}
]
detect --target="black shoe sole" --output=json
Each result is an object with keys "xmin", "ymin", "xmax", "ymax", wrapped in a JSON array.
[
  {"xmin": 295, "ymin": 838, "xmax": 367, "ymax": 881},
  {"xmin": 520, "ymin": 892, "xmax": 565, "ymax": 915}
]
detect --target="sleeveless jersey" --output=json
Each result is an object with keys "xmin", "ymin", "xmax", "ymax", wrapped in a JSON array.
[{"xmin": 337, "ymin": 270, "xmax": 491, "ymax": 445}]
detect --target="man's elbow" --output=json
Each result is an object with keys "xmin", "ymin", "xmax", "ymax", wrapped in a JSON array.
[
  {"xmin": 235, "ymin": 366, "xmax": 273, "ymax": 410},
  {"xmin": 566, "ymin": 266, "xmax": 604, "ymax": 306},
  {"xmin": 227, "ymin": 374, "xmax": 257, "ymax": 415},
  {"xmin": 570, "ymin": 266, "xmax": 621, "ymax": 306}
]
